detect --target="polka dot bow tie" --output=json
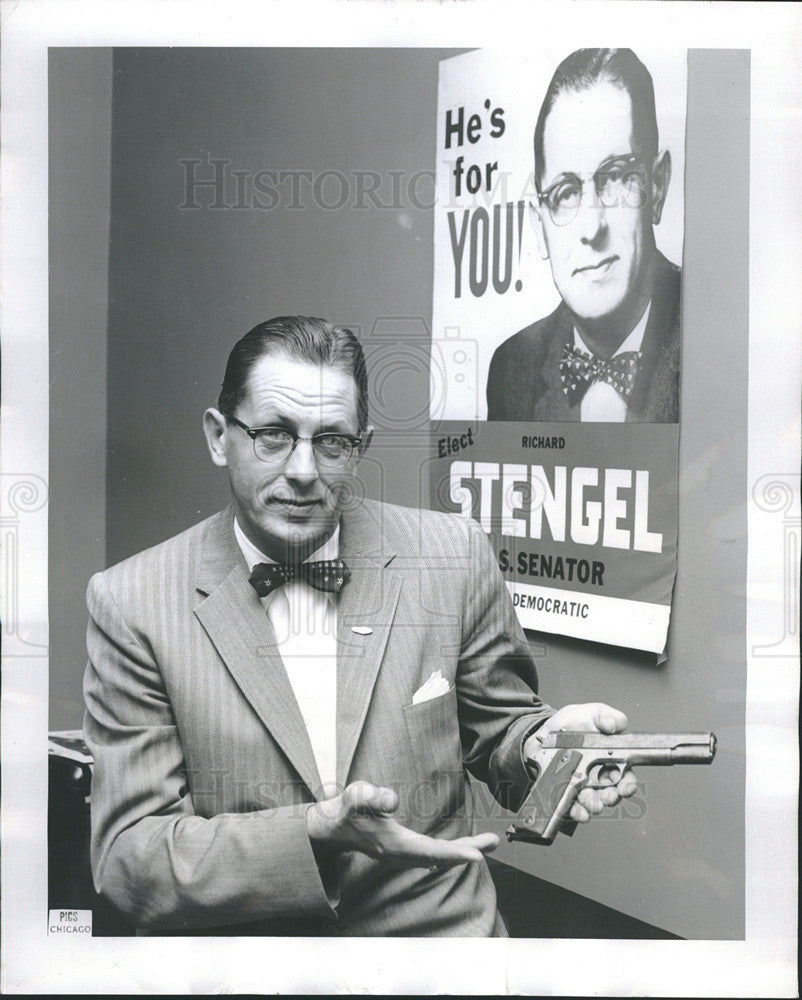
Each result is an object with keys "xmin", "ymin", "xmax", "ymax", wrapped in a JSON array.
[
  {"xmin": 558, "ymin": 344, "xmax": 642, "ymax": 408},
  {"xmin": 249, "ymin": 559, "xmax": 351, "ymax": 598}
]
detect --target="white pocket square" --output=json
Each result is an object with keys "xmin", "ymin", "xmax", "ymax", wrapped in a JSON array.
[{"xmin": 412, "ymin": 670, "xmax": 451, "ymax": 705}]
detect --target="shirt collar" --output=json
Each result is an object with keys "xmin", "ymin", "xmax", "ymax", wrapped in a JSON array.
[
  {"xmin": 234, "ymin": 517, "xmax": 340, "ymax": 573},
  {"xmin": 573, "ymin": 299, "xmax": 652, "ymax": 357}
]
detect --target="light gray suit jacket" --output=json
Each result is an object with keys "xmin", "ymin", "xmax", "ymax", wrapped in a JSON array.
[{"xmin": 84, "ymin": 499, "xmax": 551, "ymax": 935}]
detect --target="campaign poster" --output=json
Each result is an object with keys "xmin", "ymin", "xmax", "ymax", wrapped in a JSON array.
[{"xmin": 429, "ymin": 48, "xmax": 686, "ymax": 653}]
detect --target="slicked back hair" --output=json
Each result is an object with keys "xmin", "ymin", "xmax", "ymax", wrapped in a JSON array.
[
  {"xmin": 218, "ymin": 316, "xmax": 369, "ymax": 434},
  {"xmin": 534, "ymin": 48, "xmax": 659, "ymax": 191}
]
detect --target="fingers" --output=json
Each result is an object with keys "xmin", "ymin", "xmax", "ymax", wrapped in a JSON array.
[
  {"xmin": 320, "ymin": 781, "xmax": 340, "ymax": 801},
  {"xmin": 617, "ymin": 771, "xmax": 638, "ymax": 797},
  {"xmin": 379, "ymin": 827, "xmax": 499, "ymax": 869},
  {"xmin": 317, "ymin": 782, "xmax": 502, "ymax": 870},
  {"xmin": 467, "ymin": 831, "xmax": 500, "ymax": 854},
  {"xmin": 590, "ymin": 703, "xmax": 628, "ymax": 734},
  {"xmin": 570, "ymin": 789, "xmax": 608, "ymax": 823},
  {"xmin": 345, "ymin": 781, "xmax": 399, "ymax": 815},
  {"xmin": 576, "ymin": 787, "xmax": 606, "ymax": 816},
  {"xmin": 311, "ymin": 780, "xmax": 501, "ymax": 869},
  {"xmin": 571, "ymin": 771, "xmax": 639, "ymax": 822},
  {"xmin": 570, "ymin": 801, "xmax": 592, "ymax": 823},
  {"xmin": 311, "ymin": 782, "xmax": 400, "ymax": 840},
  {"xmin": 538, "ymin": 701, "xmax": 628, "ymax": 736},
  {"xmin": 421, "ymin": 832, "xmax": 500, "ymax": 869},
  {"xmin": 598, "ymin": 786, "xmax": 621, "ymax": 807}
]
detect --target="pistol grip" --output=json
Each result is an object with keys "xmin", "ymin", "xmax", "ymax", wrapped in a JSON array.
[{"xmin": 507, "ymin": 748, "xmax": 584, "ymax": 844}]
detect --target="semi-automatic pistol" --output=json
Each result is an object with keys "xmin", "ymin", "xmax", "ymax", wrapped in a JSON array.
[{"xmin": 507, "ymin": 731, "xmax": 716, "ymax": 845}]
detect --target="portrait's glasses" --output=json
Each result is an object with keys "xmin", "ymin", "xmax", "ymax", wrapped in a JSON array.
[
  {"xmin": 228, "ymin": 416, "xmax": 362, "ymax": 468},
  {"xmin": 538, "ymin": 153, "xmax": 649, "ymax": 226}
]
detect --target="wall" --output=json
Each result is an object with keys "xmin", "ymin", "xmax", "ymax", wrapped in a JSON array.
[
  {"xmin": 49, "ymin": 49, "xmax": 111, "ymax": 728},
  {"xmin": 49, "ymin": 47, "xmax": 747, "ymax": 939},
  {"xmin": 103, "ymin": 47, "xmax": 454, "ymax": 566}
]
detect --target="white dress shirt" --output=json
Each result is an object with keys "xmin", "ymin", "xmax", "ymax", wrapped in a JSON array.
[
  {"xmin": 234, "ymin": 518, "xmax": 339, "ymax": 791},
  {"xmin": 575, "ymin": 300, "xmax": 651, "ymax": 422}
]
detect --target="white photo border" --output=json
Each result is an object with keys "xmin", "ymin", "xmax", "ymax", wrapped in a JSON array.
[{"xmin": 1, "ymin": 1, "xmax": 798, "ymax": 995}]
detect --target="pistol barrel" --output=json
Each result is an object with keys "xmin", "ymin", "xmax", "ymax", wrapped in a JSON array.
[{"xmin": 671, "ymin": 733, "xmax": 716, "ymax": 762}]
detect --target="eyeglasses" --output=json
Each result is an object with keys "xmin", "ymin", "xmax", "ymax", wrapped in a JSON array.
[
  {"xmin": 228, "ymin": 416, "xmax": 362, "ymax": 468},
  {"xmin": 538, "ymin": 154, "xmax": 649, "ymax": 226}
]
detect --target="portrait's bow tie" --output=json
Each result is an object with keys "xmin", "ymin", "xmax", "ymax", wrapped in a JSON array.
[
  {"xmin": 558, "ymin": 344, "xmax": 642, "ymax": 408},
  {"xmin": 249, "ymin": 559, "xmax": 351, "ymax": 598}
]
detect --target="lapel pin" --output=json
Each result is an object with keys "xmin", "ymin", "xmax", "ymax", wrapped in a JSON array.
[{"xmin": 351, "ymin": 626, "xmax": 373, "ymax": 636}]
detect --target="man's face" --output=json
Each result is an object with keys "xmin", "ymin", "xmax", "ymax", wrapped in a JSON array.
[
  {"xmin": 204, "ymin": 351, "xmax": 369, "ymax": 561},
  {"xmin": 534, "ymin": 80, "xmax": 657, "ymax": 327}
]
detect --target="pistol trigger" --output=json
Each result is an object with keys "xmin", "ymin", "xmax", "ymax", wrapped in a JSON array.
[{"xmin": 588, "ymin": 762, "xmax": 622, "ymax": 788}]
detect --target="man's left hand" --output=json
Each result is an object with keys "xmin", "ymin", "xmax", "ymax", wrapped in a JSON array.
[{"xmin": 523, "ymin": 702, "xmax": 639, "ymax": 824}]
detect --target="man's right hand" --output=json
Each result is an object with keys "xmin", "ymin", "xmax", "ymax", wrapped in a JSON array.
[{"xmin": 306, "ymin": 781, "xmax": 498, "ymax": 870}]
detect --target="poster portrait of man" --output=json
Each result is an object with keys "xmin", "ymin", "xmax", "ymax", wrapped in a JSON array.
[{"xmin": 486, "ymin": 49, "xmax": 681, "ymax": 424}]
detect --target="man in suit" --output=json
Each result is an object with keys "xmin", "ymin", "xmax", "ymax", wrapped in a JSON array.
[
  {"xmin": 84, "ymin": 315, "xmax": 636, "ymax": 936},
  {"xmin": 487, "ymin": 48, "xmax": 680, "ymax": 423}
]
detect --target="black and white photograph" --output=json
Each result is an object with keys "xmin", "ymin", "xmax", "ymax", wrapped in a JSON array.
[{"xmin": 1, "ymin": 1, "xmax": 799, "ymax": 995}]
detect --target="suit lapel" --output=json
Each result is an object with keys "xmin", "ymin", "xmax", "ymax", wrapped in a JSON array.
[
  {"xmin": 539, "ymin": 307, "xmax": 578, "ymax": 420},
  {"xmin": 628, "ymin": 252, "xmax": 680, "ymax": 419},
  {"xmin": 193, "ymin": 510, "xmax": 323, "ymax": 795},
  {"xmin": 335, "ymin": 502, "xmax": 401, "ymax": 788}
]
